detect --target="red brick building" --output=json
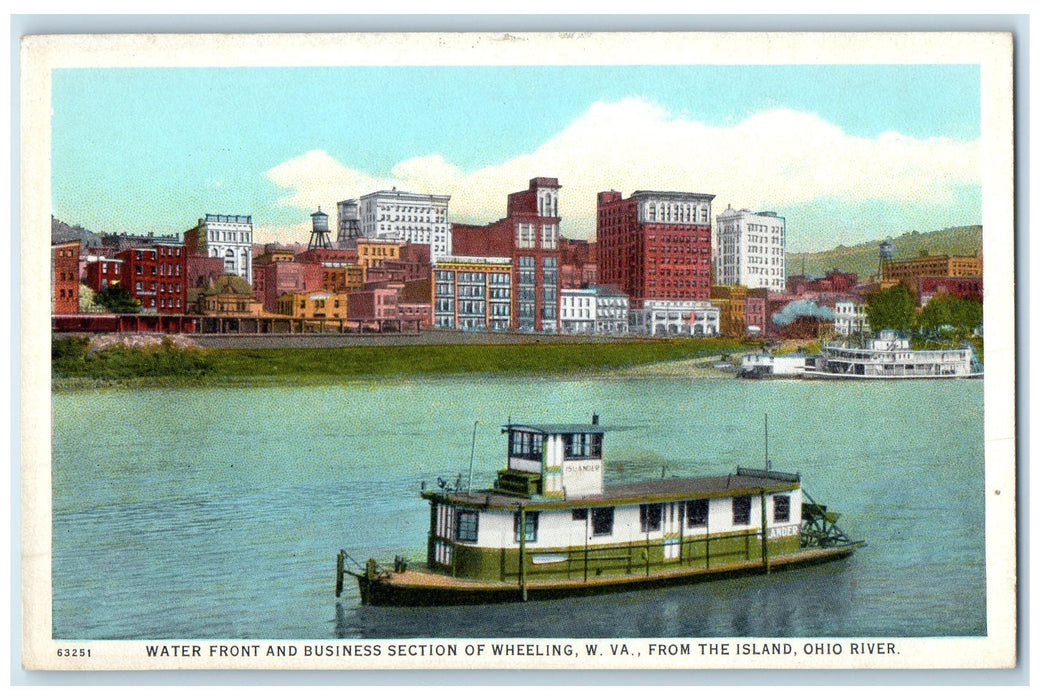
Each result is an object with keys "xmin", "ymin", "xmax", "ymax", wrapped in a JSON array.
[
  {"xmin": 559, "ymin": 236, "xmax": 598, "ymax": 289},
  {"xmin": 186, "ymin": 254, "xmax": 226, "ymax": 289},
  {"xmin": 786, "ymin": 270, "xmax": 858, "ymax": 295},
  {"xmin": 915, "ymin": 276, "xmax": 984, "ymax": 306},
  {"xmin": 52, "ymin": 241, "xmax": 81, "ymax": 314},
  {"xmin": 84, "ymin": 257, "xmax": 124, "ymax": 292},
  {"xmin": 115, "ymin": 244, "xmax": 188, "ymax": 313},
  {"xmin": 596, "ymin": 189, "xmax": 715, "ymax": 309},
  {"xmin": 253, "ymin": 260, "xmax": 324, "ymax": 312},
  {"xmin": 452, "ymin": 177, "xmax": 562, "ymax": 331}
]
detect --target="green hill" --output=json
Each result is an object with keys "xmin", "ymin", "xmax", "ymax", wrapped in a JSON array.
[{"xmin": 787, "ymin": 225, "xmax": 982, "ymax": 279}]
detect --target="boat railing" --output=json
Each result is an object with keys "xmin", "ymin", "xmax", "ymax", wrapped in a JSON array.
[{"xmin": 491, "ymin": 528, "xmax": 780, "ymax": 582}]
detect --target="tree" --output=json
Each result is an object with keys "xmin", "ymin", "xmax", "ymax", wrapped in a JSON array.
[
  {"xmin": 92, "ymin": 285, "xmax": 141, "ymax": 313},
  {"xmin": 865, "ymin": 283, "xmax": 916, "ymax": 333},
  {"xmin": 917, "ymin": 294, "xmax": 983, "ymax": 339}
]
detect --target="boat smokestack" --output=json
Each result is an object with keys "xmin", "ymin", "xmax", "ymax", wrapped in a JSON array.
[{"xmin": 592, "ymin": 413, "xmax": 599, "ymax": 425}]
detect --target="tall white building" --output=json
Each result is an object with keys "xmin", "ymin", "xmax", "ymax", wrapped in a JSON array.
[
  {"xmin": 714, "ymin": 207, "xmax": 786, "ymax": 293},
  {"xmin": 184, "ymin": 214, "xmax": 254, "ymax": 284},
  {"xmin": 359, "ymin": 189, "xmax": 452, "ymax": 261}
]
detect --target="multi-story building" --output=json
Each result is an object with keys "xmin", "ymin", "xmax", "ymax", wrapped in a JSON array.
[
  {"xmin": 714, "ymin": 206, "xmax": 786, "ymax": 293},
  {"xmin": 253, "ymin": 258, "xmax": 324, "ymax": 313},
  {"xmin": 881, "ymin": 253, "xmax": 982, "ymax": 282},
  {"xmin": 560, "ymin": 288, "xmax": 597, "ymax": 334},
  {"xmin": 786, "ymin": 269, "xmax": 858, "ymax": 295},
  {"xmin": 559, "ymin": 236, "xmax": 598, "ymax": 288},
  {"xmin": 452, "ymin": 177, "xmax": 562, "ymax": 332},
  {"xmin": 431, "ymin": 256, "xmax": 513, "ymax": 331},
  {"xmin": 915, "ymin": 276, "xmax": 984, "ymax": 306},
  {"xmin": 356, "ymin": 238, "xmax": 404, "ymax": 279},
  {"xmin": 593, "ymin": 285, "xmax": 630, "ymax": 335},
  {"xmin": 52, "ymin": 241, "xmax": 81, "ymax": 314},
  {"xmin": 629, "ymin": 299, "xmax": 720, "ymax": 337},
  {"xmin": 278, "ymin": 289, "xmax": 349, "ymax": 320},
  {"xmin": 183, "ymin": 214, "xmax": 254, "ymax": 284},
  {"xmin": 559, "ymin": 285, "xmax": 631, "ymax": 335},
  {"xmin": 596, "ymin": 189, "xmax": 715, "ymax": 309},
  {"xmin": 84, "ymin": 256, "xmax": 124, "ymax": 291},
  {"xmin": 114, "ymin": 243, "xmax": 188, "ymax": 314},
  {"xmin": 359, "ymin": 189, "xmax": 452, "ymax": 261},
  {"xmin": 710, "ymin": 284, "xmax": 749, "ymax": 337},
  {"xmin": 833, "ymin": 297, "xmax": 871, "ymax": 336},
  {"xmin": 186, "ymin": 254, "xmax": 227, "ymax": 289}
]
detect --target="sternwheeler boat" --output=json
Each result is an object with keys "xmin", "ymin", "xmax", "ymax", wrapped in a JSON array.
[
  {"xmin": 804, "ymin": 330, "xmax": 983, "ymax": 380},
  {"xmin": 337, "ymin": 416, "xmax": 864, "ymax": 606}
]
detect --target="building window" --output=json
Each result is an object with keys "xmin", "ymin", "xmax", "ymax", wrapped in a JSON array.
[
  {"xmin": 572, "ymin": 508, "xmax": 588, "ymax": 521},
  {"xmin": 732, "ymin": 496, "xmax": 752, "ymax": 526},
  {"xmin": 640, "ymin": 503, "xmax": 663, "ymax": 532},
  {"xmin": 685, "ymin": 499, "xmax": 709, "ymax": 527},
  {"xmin": 592, "ymin": 507, "xmax": 614, "ymax": 536},
  {"xmin": 513, "ymin": 511, "xmax": 539, "ymax": 543},
  {"xmin": 773, "ymin": 495, "xmax": 791, "ymax": 523},
  {"xmin": 454, "ymin": 510, "xmax": 479, "ymax": 543}
]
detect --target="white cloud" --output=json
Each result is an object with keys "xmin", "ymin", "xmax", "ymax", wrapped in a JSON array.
[{"xmin": 261, "ymin": 98, "xmax": 980, "ymax": 245}]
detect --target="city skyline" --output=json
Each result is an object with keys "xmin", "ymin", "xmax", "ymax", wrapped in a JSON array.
[{"xmin": 51, "ymin": 63, "xmax": 981, "ymax": 253}]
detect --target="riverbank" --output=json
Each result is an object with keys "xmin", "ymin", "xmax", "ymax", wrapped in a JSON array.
[{"xmin": 52, "ymin": 335, "xmax": 752, "ymax": 390}]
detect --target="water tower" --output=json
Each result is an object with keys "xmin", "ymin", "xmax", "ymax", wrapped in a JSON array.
[
  {"xmin": 878, "ymin": 239, "xmax": 895, "ymax": 280},
  {"xmin": 308, "ymin": 207, "xmax": 332, "ymax": 250},
  {"xmin": 336, "ymin": 199, "xmax": 361, "ymax": 248}
]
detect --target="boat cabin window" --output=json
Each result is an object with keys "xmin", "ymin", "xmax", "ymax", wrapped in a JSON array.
[
  {"xmin": 686, "ymin": 499, "xmax": 709, "ymax": 527},
  {"xmin": 592, "ymin": 507, "xmax": 614, "ymax": 536},
  {"xmin": 572, "ymin": 508, "xmax": 588, "ymax": 521},
  {"xmin": 565, "ymin": 432, "xmax": 603, "ymax": 459},
  {"xmin": 732, "ymin": 496, "xmax": 752, "ymax": 526},
  {"xmin": 640, "ymin": 503, "xmax": 663, "ymax": 532},
  {"xmin": 509, "ymin": 430, "xmax": 543, "ymax": 461},
  {"xmin": 454, "ymin": 509, "xmax": 479, "ymax": 543},
  {"xmin": 773, "ymin": 495, "xmax": 791, "ymax": 523},
  {"xmin": 513, "ymin": 511, "xmax": 539, "ymax": 543}
]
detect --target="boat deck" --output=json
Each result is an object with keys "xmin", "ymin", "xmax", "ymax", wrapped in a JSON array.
[{"xmin": 355, "ymin": 545, "xmax": 859, "ymax": 605}]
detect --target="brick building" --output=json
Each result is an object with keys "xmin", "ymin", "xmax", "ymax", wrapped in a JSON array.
[
  {"xmin": 186, "ymin": 254, "xmax": 227, "ymax": 289},
  {"xmin": 431, "ymin": 256, "xmax": 513, "ymax": 331},
  {"xmin": 559, "ymin": 236, "xmax": 598, "ymax": 289},
  {"xmin": 596, "ymin": 189, "xmax": 715, "ymax": 309},
  {"xmin": 253, "ymin": 259, "xmax": 324, "ymax": 312},
  {"xmin": 114, "ymin": 243, "xmax": 188, "ymax": 314},
  {"xmin": 786, "ymin": 270, "xmax": 858, "ymax": 295},
  {"xmin": 881, "ymin": 254, "xmax": 982, "ymax": 282},
  {"xmin": 452, "ymin": 177, "xmax": 562, "ymax": 332},
  {"xmin": 85, "ymin": 257, "xmax": 123, "ymax": 292},
  {"xmin": 52, "ymin": 241, "xmax": 81, "ymax": 314},
  {"xmin": 915, "ymin": 276, "xmax": 984, "ymax": 306}
]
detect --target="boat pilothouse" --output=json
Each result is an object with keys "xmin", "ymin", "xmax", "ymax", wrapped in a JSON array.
[{"xmin": 338, "ymin": 415, "xmax": 863, "ymax": 606}]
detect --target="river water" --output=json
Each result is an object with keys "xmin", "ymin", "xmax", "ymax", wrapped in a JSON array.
[{"xmin": 51, "ymin": 374, "xmax": 985, "ymax": 640}]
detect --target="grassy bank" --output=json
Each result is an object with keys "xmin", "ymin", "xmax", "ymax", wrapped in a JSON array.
[{"xmin": 52, "ymin": 335, "xmax": 751, "ymax": 390}]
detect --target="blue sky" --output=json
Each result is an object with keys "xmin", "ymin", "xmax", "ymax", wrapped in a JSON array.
[{"xmin": 51, "ymin": 64, "xmax": 981, "ymax": 251}]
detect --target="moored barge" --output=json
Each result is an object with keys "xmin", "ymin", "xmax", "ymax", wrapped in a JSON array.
[{"xmin": 337, "ymin": 416, "xmax": 863, "ymax": 606}]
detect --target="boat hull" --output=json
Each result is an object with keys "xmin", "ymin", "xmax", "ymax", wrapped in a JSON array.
[{"xmin": 355, "ymin": 545, "xmax": 859, "ymax": 607}]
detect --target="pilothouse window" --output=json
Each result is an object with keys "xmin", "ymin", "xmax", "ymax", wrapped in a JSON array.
[
  {"xmin": 565, "ymin": 432, "xmax": 602, "ymax": 458},
  {"xmin": 509, "ymin": 430, "xmax": 543, "ymax": 460}
]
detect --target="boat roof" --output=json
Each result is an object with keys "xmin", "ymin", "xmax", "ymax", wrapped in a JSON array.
[
  {"xmin": 430, "ymin": 470, "xmax": 800, "ymax": 510},
  {"xmin": 504, "ymin": 422, "xmax": 608, "ymax": 435}
]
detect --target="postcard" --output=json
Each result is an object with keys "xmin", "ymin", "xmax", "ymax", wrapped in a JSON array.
[{"xmin": 20, "ymin": 30, "xmax": 1016, "ymax": 672}]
